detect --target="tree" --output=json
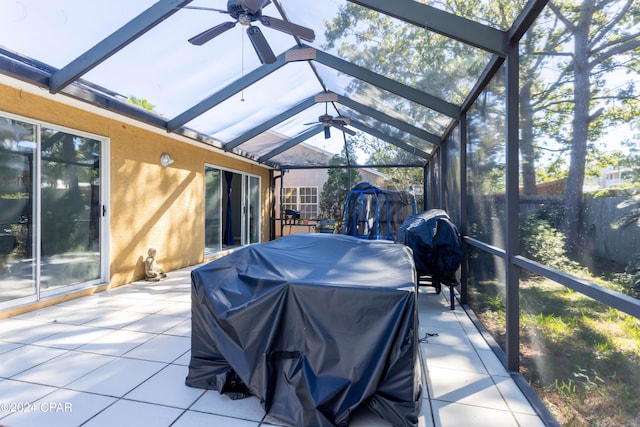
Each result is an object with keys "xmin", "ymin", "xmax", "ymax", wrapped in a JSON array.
[
  {"xmin": 127, "ymin": 96, "xmax": 157, "ymax": 112},
  {"xmin": 519, "ymin": 10, "xmax": 573, "ymax": 194},
  {"xmin": 324, "ymin": 3, "xmax": 487, "ymax": 159},
  {"xmin": 546, "ymin": 0, "xmax": 640, "ymax": 249},
  {"xmin": 323, "ymin": 1, "xmax": 537, "ymax": 198},
  {"xmin": 319, "ymin": 155, "xmax": 361, "ymax": 225},
  {"xmin": 325, "ymin": 1, "xmax": 640, "ymax": 252}
]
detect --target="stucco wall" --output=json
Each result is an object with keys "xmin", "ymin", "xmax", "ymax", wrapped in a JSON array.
[{"xmin": 0, "ymin": 80, "xmax": 272, "ymax": 288}]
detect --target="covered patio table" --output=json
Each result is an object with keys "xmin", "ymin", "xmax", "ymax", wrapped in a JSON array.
[{"xmin": 186, "ymin": 233, "xmax": 422, "ymax": 427}]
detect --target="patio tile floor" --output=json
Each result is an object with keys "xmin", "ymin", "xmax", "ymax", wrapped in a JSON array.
[{"xmin": 0, "ymin": 265, "xmax": 546, "ymax": 427}]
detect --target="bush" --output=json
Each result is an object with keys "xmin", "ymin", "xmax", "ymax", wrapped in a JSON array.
[
  {"xmin": 613, "ymin": 253, "xmax": 640, "ymax": 298},
  {"xmin": 521, "ymin": 217, "xmax": 578, "ymax": 272}
]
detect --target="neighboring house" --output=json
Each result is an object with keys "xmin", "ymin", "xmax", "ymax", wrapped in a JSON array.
[
  {"xmin": 522, "ymin": 166, "xmax": 633, "ymax": 196},
  {"xmin": 276, "ymin": 143, "xmax": 386, "ymax": 236},
  {"xmin": 584, "ymin": 166, "xmax": 633, "ymax": 191}
]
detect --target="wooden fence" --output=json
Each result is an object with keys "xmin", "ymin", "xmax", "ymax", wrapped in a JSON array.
[
  {"xmin": 582, "ymin": 196, "xmax": 639, "ymax": 265},
  {"xmin": 519, "ymin": 195, "xmax": 639, "ymax": 266}
]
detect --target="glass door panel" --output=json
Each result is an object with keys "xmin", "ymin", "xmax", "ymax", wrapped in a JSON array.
[
  {"xmin": 204, "ymin": 166, "xmax": 222, "ymax": 257},
  {"xmin": 244, "ymin": 175, "xmax": 260, "ymax": 245},
  {"xmin": 0, "ymin": 118, "xmax": 36, "ymax": 302},
  {"xmin": 39, "ymin": 128, "xmax": 101, "ymax": 292}
]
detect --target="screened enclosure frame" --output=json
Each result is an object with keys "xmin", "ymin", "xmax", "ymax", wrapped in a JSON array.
[{"xmin": 2, "ymin": 1, "xmax": 640, "ymax": 424}]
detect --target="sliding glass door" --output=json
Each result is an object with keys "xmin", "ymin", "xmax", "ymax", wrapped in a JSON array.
[
  {"xmin": 0, "ymin": 115, "xmax": 107, "ymax": 305},
  {"xmin": 244, "ymin": 175, "xmax": 260, "ymax": 245},
  {"xmin": 0, "ymin": 117, "xmax": 36, "ymax": 302},
  {"xmin": 39, "ymin": 127, "xmax": 103, "ymax": 294},
  {"xmin": 204, "ymin": 165, "xmax": 260, "ymax": 257},
  {"xmin": 204, "ymin": 167, "xmax": 222, "ymax": 257}
]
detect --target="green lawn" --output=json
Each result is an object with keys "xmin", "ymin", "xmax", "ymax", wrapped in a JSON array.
[{"xmin": 471, "ymin": 277, "xmax": 640, "ymax": 426}]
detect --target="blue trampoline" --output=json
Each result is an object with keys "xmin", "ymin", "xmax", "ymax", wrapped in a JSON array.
[{"xmin": 344, "ymin": 182, "xmax": 418, "ymax": 240}]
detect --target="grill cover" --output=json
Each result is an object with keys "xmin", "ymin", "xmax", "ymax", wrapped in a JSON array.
[
  {"xmin": 396, "ymin": 209, "xmax": 463, "ymax": 280},
  {"xmin": 186, "ymin": 233, "xmax": 422, "ymax": 427}
]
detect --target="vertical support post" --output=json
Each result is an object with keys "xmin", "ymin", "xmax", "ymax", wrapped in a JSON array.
[
  {"xmin": 505, "ymin": 41, "xmax": 521, "ymax": 372},
  {"xmin": 439, "ymin": 145, "xmax": 445, "ymax": 210},
  {"xmin": 279, "ymin": 171, "xmax": 286, "ymax": 238},
  {"xmin": 269, "ymin": 170, "xmax": 276, "ymax": 241},
  {"xmin": 459, "ymin": 114, "xmax": 468, "ymax": 306},
  {"xmin": 422, "ymin": 165, "xmax": 429, "ymax": 211}
]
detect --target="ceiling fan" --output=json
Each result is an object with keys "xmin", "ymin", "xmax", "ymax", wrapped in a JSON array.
[
  {"xmin": 185, "ymin": 0, "xmax": 315, "ymax": 64},
  {"xmin": 305, "ymin": 102, "xmax": 356, "ymax": 139}
]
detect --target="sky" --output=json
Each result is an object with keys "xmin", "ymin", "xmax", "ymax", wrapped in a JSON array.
[
  {"xmin": 0, "ymin": 0, "xmax": 357, "ymax": 156},
  {"xmin": 1, "ymin": 0, "xmax": 636, "ymax": 165}
]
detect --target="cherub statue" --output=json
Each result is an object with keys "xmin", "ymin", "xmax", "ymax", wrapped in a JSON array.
[{"xmin": 145, "ymin": 247, "xmax": 166, "ymax": 281}]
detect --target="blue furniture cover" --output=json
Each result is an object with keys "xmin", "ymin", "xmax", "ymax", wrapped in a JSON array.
[{"xmin": 186, "ymin": 233, "xmax": 422, "ymax": 427}]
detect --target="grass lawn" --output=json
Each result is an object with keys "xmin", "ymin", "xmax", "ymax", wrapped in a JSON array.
[{"xmin": 470, "ymin": 277, "xmax": 640, "ymax": 426}]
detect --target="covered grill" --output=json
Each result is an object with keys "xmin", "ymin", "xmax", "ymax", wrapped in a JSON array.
[{"xmin": 396, "ymin": 209, "xmax": 463, "ymax": 309}]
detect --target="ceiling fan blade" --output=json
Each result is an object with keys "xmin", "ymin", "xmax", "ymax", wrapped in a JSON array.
[
  {"xmin": 189, "ymin": 21, "xmax": 237, "ymax": 45},
  {"xmin": 333, "ymin": 124, "xmax": 356, "ymax": 136},
  {"xmin": 247, "ymin": 26, "xmax": 276, "ymax": 64},
  {"xmin": 324, "ymin": 126, "xmax": 331, "ymax": 139},
  {"xmin": 241, "ymin": 0, "xmax": 271, "ymax": 13},
  {"xmin": 259, "ymin": 16, "xmax": 315, "ymax": 42}
]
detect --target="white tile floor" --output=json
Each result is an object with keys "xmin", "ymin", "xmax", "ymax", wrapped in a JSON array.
[{"xmin": 0, "ymin": 266, "xmax": 546, "ymax": 427}]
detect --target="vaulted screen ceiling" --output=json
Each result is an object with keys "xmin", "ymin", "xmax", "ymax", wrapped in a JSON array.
[{"xmin": 0, "ymin": 0, "xmax": 541, "ymax": 169}]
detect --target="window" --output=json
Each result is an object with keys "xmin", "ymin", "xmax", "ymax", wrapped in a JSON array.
[{"xmin": 281, "ymin": 187, "xmax": 318, "ymax": 219}]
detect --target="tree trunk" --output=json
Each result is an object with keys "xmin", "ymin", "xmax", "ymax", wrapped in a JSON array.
[
  {"xmin": 561, "ymin": 1, "xmax": 593, "ymax": 252},
  {"xmin": 520, "ymin": 80, "xmax": 537, "ymax": 195}
]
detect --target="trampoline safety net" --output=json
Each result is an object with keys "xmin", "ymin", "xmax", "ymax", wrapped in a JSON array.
[{"xmin": 344, "ymin": 182, "xmax": 417, "ymax": 240}]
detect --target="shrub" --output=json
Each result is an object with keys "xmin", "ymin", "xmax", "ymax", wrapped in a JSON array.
[
  {"xmin": 613, "ymin": 253, "xmax": 640, "ymax": 298},
  {"xmin": 521, "ymin": 217, "xmax": 578, "ymax": 272}
]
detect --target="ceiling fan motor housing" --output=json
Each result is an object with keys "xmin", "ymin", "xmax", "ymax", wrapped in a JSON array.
[
  {"xmin": 319, "ymin": 114, "xmax": 333, "ymax": 123},
  {"xmin": 228, "ymin": 1, "xmax": 262, "ymax": 20}
]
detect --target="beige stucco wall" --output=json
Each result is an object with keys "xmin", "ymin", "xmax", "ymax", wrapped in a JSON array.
[{"xmin": 0, "ymin": 80, "xmax": 272, "ymax": 290}]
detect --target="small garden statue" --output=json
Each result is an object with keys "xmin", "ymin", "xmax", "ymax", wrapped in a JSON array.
[{"xmin": 145, "ymin": 247, "xmax": 166, "ymax": 281}]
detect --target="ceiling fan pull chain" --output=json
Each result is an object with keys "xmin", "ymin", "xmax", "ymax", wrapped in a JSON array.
[{"xmin": 241, "ymin": 29, "xmax": 245, "ymax": 102}]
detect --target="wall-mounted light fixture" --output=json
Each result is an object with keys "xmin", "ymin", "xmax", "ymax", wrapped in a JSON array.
[{"xmin": 160, "ymin": 153, "xmax": 174, "ymax": 168}]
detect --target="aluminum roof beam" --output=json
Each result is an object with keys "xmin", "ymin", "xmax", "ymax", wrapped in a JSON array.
[
  {"xmin": 336, "ymin": 95, "xmax": 441, "ymax": 147},
  {"xmin": 277, "ymin": 163, "xmax": 424, "ymax": 170},
  {"xmin": 49, "ymin": 0, "xmax": 193, "ymax": 94},
  {"xmin": 167, "ymin": 52, "xmax": 289, "ymax": 132},
  {"xmin": 0, "ymin": 48, "xmax": 50, "ymax": 88},
  {"xmin": 508, "ymin": 0, "xmax": 550, "ymax": 43},
  {"xmin": 221, "ymin": 90, "xmax": 439, "ymax": 157},
  {"xmin": 452, "ymin": 0, "xmax": 550, "ymax": 133},
  {"xmin": 259, "ymin": 125, "xmax": 325, "ymax": 162},
  {"xmin": 347, "ymin": 119, "xmax": 431, "ymax": 160},
  {"xmin": 347, "ymin": 0, "xmax": 506, "ymax": 57},
  {"xmin": 308, "ymin": 47, "xmax": 460, "ymax": 119},
  {"xmin": 224, "ymin": 94, "xmax": 318, "ymax": 151}
]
